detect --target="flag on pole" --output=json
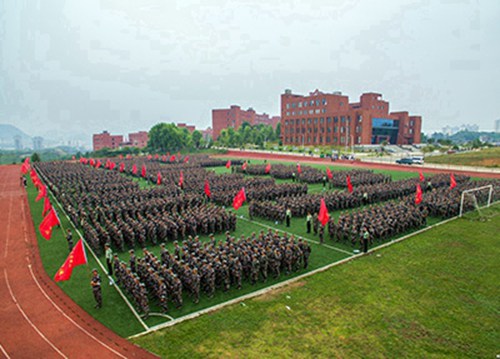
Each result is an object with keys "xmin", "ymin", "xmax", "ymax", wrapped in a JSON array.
[
  {"xmin": 157, "ymin": 171, "xmax": 162, "ymax": 185},
  {"xmin": 39, "ymin": 209, "xmax": 60, "ymax": 240},
  {"xmin": 179, "ymin": 171, "xmax": 184, "ymax": 187},
  {"xmin": 204, "ymin": 179, "xmax": 211, "ymax": 198},
  {"xmin": 297, "ymin": 163, "xmax": 302, "ymax": 174},
  {"xmin": 318, "ymin": 198, "xmax": 330, "ymax": 226},
  {"xmin": 346, "ymin": 175, "xmax": 353, "ymax": 193},
  {"xmin": 54, "ymin": 239, "xmax": 88, "ymax": 282},
  {"xmin": 119, "ymin": 163, "xmax": 125, "ymax": 173},
  {"xmin": 21, "ymin": 157, "xmax": 30, "ymax": 174},
  {"xmin": 36, "ymin": 184, "xmax": 47, "ymax": 202},
  {"xmin": 109, "ymin": 162, "xmax": 116, "ymax": 170},
  {"xmin": 265, "ymin": 163, "xmax": 271, "ymax": 174},
  {"xmin": 132, "ymin": 164, "xmax": 138, "ymax": 175},
  {"xmin": 170, "ymin": 155, "xmax": 176, "ymax": 162},
  {"xmin": 419, "ymin": 170, "xmax": 425, "ymax": 182},
  {"xmin": 184, "ymin": 156, "xmax": 190, "ymax": 163},
  {"xmin": 226, "ymin": 160, "xmax": 231, "ymax": 169},
  {"xmin": 242, "ymin": 162, "xmax": 248, "ymax": 171},
  {"xmin": 415, "ymin": 184, "xmax": 423, "ymax": 205},
  {"xmin": 141, "ymin": 164, "xmax": 147, "ymax": 178},
  {"xmin": 232, "ymin": 187, "xmax": 246, "ymax": 210},
  {"xmin": 42, "ymin": 196, "xmax": 51, "ymax": 217},
  {"xmin": 450, "ymin": 173, "xmax": 457, "ymax": 190},
  {"xmin": 95, "ymin": 160, "xmax": 101, "ymax": 169},
  {"xmin": 147, "ymin": 154, "xmax": 152, "ymax": 160},
  {"xmin": 154, "ymin": 154, "xmax": 159, "ymax": 160},
  {"xmin": 326, "ymin": 167, "xmax": 333, "ymax": 180}
]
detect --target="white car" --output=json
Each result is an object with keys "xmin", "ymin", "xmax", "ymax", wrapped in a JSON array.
[{"xmin": 412, "ymin": 156, "xmax": 424, "ymax": 165}]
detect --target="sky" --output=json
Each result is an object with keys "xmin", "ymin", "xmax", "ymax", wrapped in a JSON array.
[{"xmin": 0, "ymin": 0, "xmax": 499, "ymax": 145}]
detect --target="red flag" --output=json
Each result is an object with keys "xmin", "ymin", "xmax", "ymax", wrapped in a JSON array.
[
  {"xmin": 36, "ymin": 184, "xmax": 47, "ymax": 202},
  {"xmin": 21, "ymin": 157, "xmax": 30, "ymax": 174},
  {"xmin": 415, "ymin": 184, "xmax": 423, "ymax": 205},
  {"xmin": 204, "ymin": 179, "xmax": 211, "ymax": 198},
  {"xmin": 39, "ymin": 209, "xmax": 60, "ymax": 240},
  {"xmin": 226, "ymin": 160, "xmax": 231, "ymax": 169},
  {"xmin": 346, "ymin": 175, "xmax": 353, "ymax": 193},
  {"xmin": 297, "ymin": 163, "xmax": 302, "ymax": 174},
  {"xmin": 89, "ymin": 158, "xmax": 95, "ymax": 167},
  {"xmin": 419, "ymin": 170, "xmax": 425, "ymax": 182},
  {"xmin": 242, "ymin": 162, "xmax": 248, "ymax": 171},
  {"xmin": 161, "ymin": 155, "xmax": 167, "ymax": 162},
  {"xmin": 132, "ymin": 164, "xmax": 138, "ymax": 175},
  {"xmin": 170, "ymin": 155, "xmax": 176, "ymax": 162},
  {"xmin": 179, "ymin": 171, "xmax": 184, "ymax": 187},
  {"xmin": 450, "ymin": 173, "xmax": 457, "ymax": 190},
  {"xmin": 232, "ymin": 187, "xmax": 246, "ymax": 210},
  {"xmin": 105, "ymin": 159, "xmax": 110, "ymax": 169},
  {"xmin": 154, "ymin": 154, "xmax": 159, "ymax": 160},
  {"xmin": 141, "ymin": 164, "xmax": 147, "ymax": 178},
  {"xmin": 30, "ymin": 169, "xmax": 40, "ymax": 187},
  {"xmin": 54, "ymin": 239, "xmax": 88, "ymax": 282},
  {"xmin": 119, "ymin": 163, "xmax": 125, "ymax": 173},
  {"xmin": 126, "ymin": 154, "xmax": 131, "ymax": 159},
  {"xmin": 42, "ymin": 196, "xmax": 51, "ymax": 217},
  {"xmin": 119, "ymin": 154, "xmax": 124, "ymax": 159},
  {"xmin": 157, "ymin": 172, "xmax": 162, "ymax": 185},
  {"xmin": 326, "ymin": 167, "xmax": 333, "ymax": 180},
  {"xmin": 109, "ymin": 162, "xmax": 116, "ymax": 170},
  {"xmin": 265, "ymin": 163, "xmax": 271, "ymax": 174},
  {"xmin": 95, "ymin": 160, "xmax": 101, "ymax": 169},
  {"xmin": 147, "ymin": 154, "xmax": 152, "ymax": 160},
  {"xmin": 184, "ymin": 156, "xmax": 190, "ymax": 163},
  {"xmin": 318, "ymin": 198, "xmax": 330, "ymax": 226}
]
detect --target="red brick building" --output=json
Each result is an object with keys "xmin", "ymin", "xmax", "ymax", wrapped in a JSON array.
[
  {"xmin": 92, "ymin": 131, "xmax": 149, "ymax": 151},
  {"xmin": 281, "ymin": 89, "xmax": 421, "ymax": 147},
  {"xmin": 177, "ymin": 123, "xmax": 196, "ymax": 133},
  {"xmin": 92, "ymin": 131, "xmax": 123, "ymax": 151},
  {"xmin": 212, "ymin": 105, "xmax": 280, "ymax": 139},
  {"xmin": 128, "ymin": 131, "xmax": 149, "ymax": 148}
]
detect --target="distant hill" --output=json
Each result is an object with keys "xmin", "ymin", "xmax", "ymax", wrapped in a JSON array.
[{"xmin": 0, "ymin": 124, "xmax": 32, "ymax": 149}]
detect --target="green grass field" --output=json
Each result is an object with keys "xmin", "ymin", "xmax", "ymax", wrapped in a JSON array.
[
  {"xmin": 425, "ymin": 147, "xmax": 500, "ymax": 168},
  {"xmin": 132, "ymin": 204, "xmax": 500, "ymax": 358},
  {"xmin": 27, "ymin": 159, "xmax": 489, "ymax": 343}
]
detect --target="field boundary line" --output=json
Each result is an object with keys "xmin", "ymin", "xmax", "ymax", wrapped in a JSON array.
[
  {"xmin": 240, "ymin": 216, "xmax": 353, "ymax": 255},
  {"xmin": 27, "ymin": 264, "xmax": 129, "ymax": 359},
  {"xmin": 4, "ymin": 269, "xmax": 68, "ymax": 358},
  {"xmin": 34, "ymin": 169, "xmax": 150, "ymax": 331},
  {"xmin": 128, "ymin": 202, "xmax": 500, "ymax": 339},
  {"xmin": 0, "ymin": 343, "xmax": 11, "ymax": 359}
]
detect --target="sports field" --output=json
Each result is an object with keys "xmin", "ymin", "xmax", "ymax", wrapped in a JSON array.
[
  {"xmin": 25, "ymin": 155, "xmax": 498, "ymax": 343},
  {"xmin": 132, "ymin": 204, "xmax": 500, "ymax": 358}
]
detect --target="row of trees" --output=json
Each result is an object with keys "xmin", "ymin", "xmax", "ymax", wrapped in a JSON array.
[{"xmin": 216, "ymin": 122, "xmax": 281, "ymax": 148}]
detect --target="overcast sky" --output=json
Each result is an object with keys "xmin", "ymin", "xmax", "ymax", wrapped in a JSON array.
[{"xmin": 1, "ymin": 0, "xmax": 499, "ymax": 141}]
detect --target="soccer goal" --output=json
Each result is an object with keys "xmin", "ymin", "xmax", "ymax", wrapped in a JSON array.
[{"xmin": 459, "ymin": 185, "xmax": 494, "ymax": 217}]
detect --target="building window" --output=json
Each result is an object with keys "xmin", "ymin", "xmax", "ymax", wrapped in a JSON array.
[
  {"xmin": 308, "ymin": 128, "xmax": 312, "ymax": 133},
  {"xmin": 334, "ymin": 137, "xmax": 338, "ymax": 143},
  {"xmin": 286, "ymin": 112, "xmax": 290, "ymax": 116},
  {"xmin": 290, "ymin": 128, "xmax": 294, "ymax": 134},
  {"xmin": 340, "ymin": 101, "xmax": 343, "ymax": 106},
  {"xmin": 341, "ymin": 127, "xmax": 344, "ymax": 133},
  {"xmin": 320, "ymin": 127, "xmax": 324, "ymax": 133},
  {"xmin": 326, "ymin": 136, "xmax": 330, "ymax": 142},
  {"xmin": 315, "ymin": 109, "xmax": 320, "ymax": 114},
  {"xmin": 303, "ymin": 101, "xmax": 308, "ymax": 107},
  {"xmin": 357, "ymin": 136, "xmax": 361, "ymax": 143},
  {"xmin": 309, "ymin": 109, "xmax": 314, "ymax": 114},
  {"xmin": 334, "ymin": 117, "xmax": 338, "ymax": 123},
  {"xmin": 327, "ymin": 117, "xmax": 332, "ymax": 123},
  {"xmin": 307, "ymin": 118, "xmax": 312, "ymax": 124},
  {"xmin": 322, "ymin": 98, "xmax": 326, "ymax": 105},
  {"xmin": 340, "ymin": 137, "xmax": 345, "ymax": 144},
  {"xmin": 302, "ymin": 119, "xmax": 305, "ymax": 124},
  {"xmin": 409, "ymin": 128, "xmax": 413, "ymax": 134},
  {"xmin": 314, "ymin": 118, "xmax": 318, "ymax": 124},
  {"xmin": 410, "ymin": 120, "xmax": 414, "ymax": 126},
  {"xmin": 356, "ymin": 126, "xmax": 361, "ymax": 133},
  {"xmin": 286, "ymin": 104, "xmax": 290, "ymax": 109},
  {"xmin": 358, "ymin": 115, "xmax": 362, "ymax": 122},
  {"xmin": 298, "ymin": 102, "xmax": 302, "ymax": 108},
  {"xmin": 314, "ymin": 127, "xmax": 318, "ymax": 133},
  {"xmin": 285, "ymin": 120, "xmax": 288, "ymax": 125},
  {"xmin": 315, "ymin": 100, "xmax": 320, "ymax": 106},
  {"xmin": 327, "ymin": 127, "xmax": 331, "ymax": 133},
  {"xmin": 334, "ymin": 126, "xmax": 338, "ymax": 133},
  {"xmin": 302, "ymin": 128, "xmax": 305, "ymax": 134},
  {"xmin": 319, "ymin": 136, "xmax": 323, "ymax": 143},
  {"xmin": 292, "ymin": 103, "xmax": 296, "ymax": 108},
  {"xmin": 320, "ymin": 117, "xmax": 324, "ymax": 124}
]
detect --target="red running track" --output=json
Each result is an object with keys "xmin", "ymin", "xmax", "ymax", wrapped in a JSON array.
[
  {"xmin": 218, "ymin": 150, "xmax": 500, "ymax": 179},
  {"xmin": 0, "ymin": 165, "xmax": 157, "ymax": 359}
]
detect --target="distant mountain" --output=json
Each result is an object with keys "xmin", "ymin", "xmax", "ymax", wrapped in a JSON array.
[{"xmin": 0, "ymin": 124, "xmax": 33, "ymax": 149}]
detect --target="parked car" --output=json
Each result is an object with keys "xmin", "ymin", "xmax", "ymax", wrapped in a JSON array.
[
  {"xmin": 412, "ymin": 156, "xmax": 424, "ymax": 164},
  {"xmin": 396, "ymin": 158, "xmax": 414, "ymax": 165}
]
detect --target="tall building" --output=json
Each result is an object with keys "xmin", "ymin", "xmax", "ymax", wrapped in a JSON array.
[
  {"xmin": 281, "ymin": 89, "xmax": 421, "ymax": 146},
  {"xmin": 92, "ymin": 131, "xmax": 124, "ymax": 151},
  {"xmin": 212, "ymin": 105, "xmax": 280, "ymax": 139},
  {"xmin": 177, "ymin": 123, "xmax": 196, "ymax": 133},
  {"xmin": 33, "ymin": 136, "xmax": 43, "ymax": 150}
]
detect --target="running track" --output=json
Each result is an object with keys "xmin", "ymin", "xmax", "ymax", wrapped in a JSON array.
[{"xmin": 0, "ymin": 165, "xmax": 156, "ymax": 359}]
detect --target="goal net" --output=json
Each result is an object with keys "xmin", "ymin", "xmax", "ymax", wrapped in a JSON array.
[{"xmin": 459, "ymin": 185, "xmax": 494, "ymax": 218}]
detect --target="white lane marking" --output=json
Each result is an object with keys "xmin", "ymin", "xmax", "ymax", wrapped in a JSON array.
[
  {"xmin": 0, "ymin": 343, "xmax": 11, "ymax": 359},
  {"xmin": 27, "ymin": 265, "xmax": 129, "ymax": 359},
  {"xmin": 3, "ymin": 196, "xmax": 13, "ymax": 258},
  {"xmin": 3, "ymin": 269, "xmax": 68, "ymax": 358}
]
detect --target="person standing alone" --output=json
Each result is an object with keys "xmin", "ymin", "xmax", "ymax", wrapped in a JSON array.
[{"xmin": 285, "ymin": 208, "xmax": 292, "ymax": 227}]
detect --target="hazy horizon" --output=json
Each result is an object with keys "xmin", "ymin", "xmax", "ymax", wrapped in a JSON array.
[{"xmin": 1, "ymin": 0, "xmax": 499, "ymax": 142}]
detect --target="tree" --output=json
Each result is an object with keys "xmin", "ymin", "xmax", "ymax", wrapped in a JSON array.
[
  {"xmin": 148, "ymin": 123, "xmax": 185, "ymax": 153},
  {"xmin": 191, "ymin": 130, "xmax": 203, "ymax": 149},
  {"xmin": 31, "ymin": 152, "xmax": 41, "ymax": 162}
]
